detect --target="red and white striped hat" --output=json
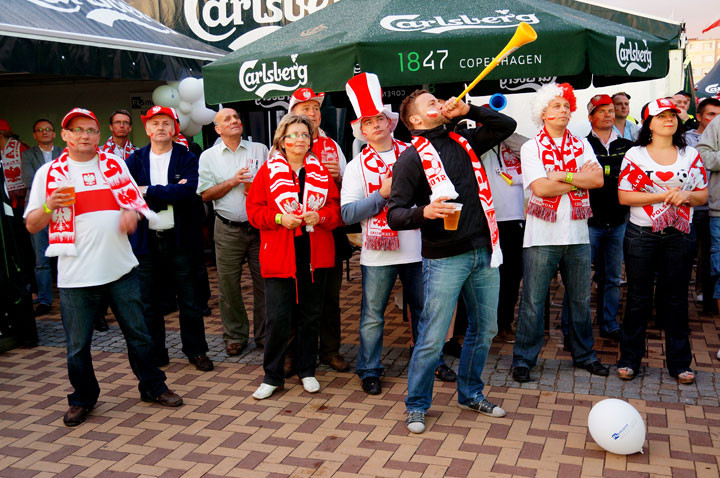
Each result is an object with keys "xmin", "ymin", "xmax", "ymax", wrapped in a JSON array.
[
  {"xmin": 289, "ymin": 87, "xmax": 325, "ymax": 112},
  {"xmin": 642, "ymin": 98, "xmax": 680, "ymax": 121},
  {"xmin": 345, "ymin": 73, "xmax": 399, "ymax": 142}
]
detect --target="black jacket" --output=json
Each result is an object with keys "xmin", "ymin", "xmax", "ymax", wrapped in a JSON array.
[
  {"xmin": 586, "ymin": 133, "xmax": 633, "ymax": 228},
  {"xmin": 387, "ymin": 106, "xmax": 516, "ymax": 259}
]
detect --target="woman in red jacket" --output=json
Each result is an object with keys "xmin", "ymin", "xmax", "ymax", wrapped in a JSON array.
[{"xmin": 247, "ymin": 114, "xmax": 342, "ymax": 400}]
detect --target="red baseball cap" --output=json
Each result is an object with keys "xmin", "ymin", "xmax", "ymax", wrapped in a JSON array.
[
  {"xmin": 587, "ymin": 94, "xmax": 613, "ymax": 114},
  {"xmin": 142, "ymin": 105, "xmax": 179, "ymax": 132},
  {"xmin": 642, "ymin": 98, "xmax": 680, "ymax": 121},
  {"xmin": 61, "ymin": 108, "xmax": 99, "ymax": 129},
  {"xmin": 289, "ymin": 87, "xmax": 325, "ymax": 112},
  {"xmin": 0, "ymin": 119, "xmax": 11, "ymax": 132}
]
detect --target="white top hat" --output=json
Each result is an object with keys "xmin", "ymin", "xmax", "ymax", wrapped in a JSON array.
[{"xmin": 345, "ymin": 72, "xmax": 399, "ymax": 142}]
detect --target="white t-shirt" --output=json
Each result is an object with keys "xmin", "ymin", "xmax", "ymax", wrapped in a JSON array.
[
  {"xmin": 149, "ymin": 149, "xmax": 174, "ymax": 230},
  {"xmin": 24, "ymin": 155, "xmax": 139, "ymax": 288},
  {"xmin": 619, "ymin": 146, "xmax": 707, "ymax": 227},
  {"xmin": 481, "ymin": 144, "xmax": 525, "ymax": 222},
  {"xmin": 342, "ymin": 149, "xmax": 421, "ymax": 266},
  {"xmin": 521, "ymin": 135, "xmax": 599, "ymax": 247}
]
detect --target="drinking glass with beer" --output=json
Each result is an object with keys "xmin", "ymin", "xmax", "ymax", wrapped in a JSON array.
[
  {"xmin": 59, "ymin": 180, "xmax": 76, "ymax": 207},
  {"xmin": 443, "ymin": 202, "xmax": 462, "ymax": 231}
]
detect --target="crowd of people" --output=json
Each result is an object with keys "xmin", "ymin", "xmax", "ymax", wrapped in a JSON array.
[{"xmin": 2, "ymin": 74, "xmax": 718, "ymax": 434}]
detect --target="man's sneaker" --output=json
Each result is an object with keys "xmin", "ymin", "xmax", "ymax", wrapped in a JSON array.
[
  {"xmin": 435, "ymin": 364, "xmax": 457, "ymax": 382},
  {"xmin": 253, "ymin": 383, "xmax": 280, "ymax": 400},
  {"xmin": 301, "ymin": 376, "xmax": 321, "ymax": 393},
  {"xmin": 63, "ymin": 405, "xmax": 92, "ymax": 427},
  {"xmin": 512, "ymin": 366, "xmax": 531, "ymax": 383},
  {"xmin": 361, "ymin": 377, "xmax": 381, "ymax": 395},
  {"xmin": 459, "ymin": 399, "xmax": 506, "ymax": 417},
  {"xmin": 406, "ymin": 411, "xmax": 426, "ymax": 434}
]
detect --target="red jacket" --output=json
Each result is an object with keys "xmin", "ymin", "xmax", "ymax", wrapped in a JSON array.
[{"xmin": 247, "ymin": 158, "xmax": 342, "ymax": 279}]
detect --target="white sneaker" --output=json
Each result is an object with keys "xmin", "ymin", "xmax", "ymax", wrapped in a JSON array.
[
  {"xmin": 301, "ymin": 376, "xmax": 320, "ymax": 393},
  {"xmin": 717, "ymin": 348, "xmax": 720, "ymax": 360},
  {"xmin": 253, "ymin": 383, "xmax": 279, "ymax": 400}
]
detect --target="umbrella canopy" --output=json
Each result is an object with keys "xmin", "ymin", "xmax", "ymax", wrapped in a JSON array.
[
  {"xmin": 0, "ymin": 0, "xmax": 226, "ymax": 81},
  {"xmin": 696, "ymin": 60, "xmax": 720, "ymax": 99},
  {"xmin": 203, "ymin": 0, "xmax": 680, "ymax": 104}
]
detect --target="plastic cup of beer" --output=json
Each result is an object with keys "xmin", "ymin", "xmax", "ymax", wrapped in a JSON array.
[
  {"xmin": 443, "ymin": 202, "xmax": 462, "ymax": 231},
  {"xmin": 60, "ymin": 182, "xmax": 76, "ymax": 207}
]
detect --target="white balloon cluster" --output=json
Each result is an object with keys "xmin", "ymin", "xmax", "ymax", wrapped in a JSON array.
[{"xmin": 151, "ymin": 78, "xmax": 215, "ymax": 137}]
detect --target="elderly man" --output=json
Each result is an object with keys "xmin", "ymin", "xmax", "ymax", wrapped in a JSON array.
[
  {"xmin": 289, "ymin": 87, "xmax": 350, "ymax": 372},
  {"xmin": 126, "ymin": 106, "xmax": 212, "ymax": 372},
  {"xmin": 24, "ymin": 107, "xmax": 182, "ymax": 427},
  {"xmin": 198, "ymin": 108, "xmax": 268, "ymax": 355},
  {"xmin": 21, "ymin": 119, "xmax": 63, "ymax": 316},
  {"xmin": 672, "ymin": 91, "xmax": 700, "ymax": 131},
  {"xmin": 611, "ymin": 92, "xmax": 640, "ymax": 141},
  {"xmin": 101, "ymin": 109, "xmax": 138, "ymax": 160}
]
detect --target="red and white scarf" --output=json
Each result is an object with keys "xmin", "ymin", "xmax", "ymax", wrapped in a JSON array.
[
  {"xmin": 45, "ymin": 148, "xmax": 158, "ymax": 257},
  {"xmin": 527, "ymin": 128, "xmax": 592, "ymax": 223},
  {"xmin": 266, "ymin": 149, "xmax": 330, "ymax": 234},
  {"xmin": 618, "ymin": 154, "xmax": 704, "ymax": 233},
  {"xmin": 413, "ymin": 132, "xmax": 503, "ymax": 268},
  {"xmin": 359, "ymin": 139, "xmax": 408, "ymax": 251},
  {"xmin": 312, "ymin": 128, "xmax": 340, "ymax": 166},
  {"xmin": 2, "ymin": 137, "xmax": 26, "ymax": 205},
  {"xmin": 101, "ymin": 136, "xmax": 137, "ymax": 160},
  {"xmin": 174, "ymin": 134, "xmax": 190, "ymax": 150}
]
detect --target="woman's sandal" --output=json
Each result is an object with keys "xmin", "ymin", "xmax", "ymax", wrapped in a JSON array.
[
  {"xmin": 617, "ymin": 367, "xmax": 636, "ymax": 380},
  {"xmin": 676, "ymin": 371, "xmax": 695, "ymax": 385}
]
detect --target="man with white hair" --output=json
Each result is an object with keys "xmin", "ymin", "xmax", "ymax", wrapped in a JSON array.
[{"xmin": 511, "ymin": 83, "xmax": 608, "ymax": 383}]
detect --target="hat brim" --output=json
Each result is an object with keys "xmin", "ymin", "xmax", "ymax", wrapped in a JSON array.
[
  {"xmin": 289, "ymin": 94, "xmax": 325, "ymax": 112},
  {"xmin": 351, "ymin": 110, "xmax": 399, "ymax": 142},
  {"xmin": 62, "ymin": 112, "xmax": 98, "ymax": 129}
]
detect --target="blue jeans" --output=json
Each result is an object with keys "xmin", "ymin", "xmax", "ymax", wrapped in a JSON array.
[
  {"xmin": 513, "ymin": 244, "xmax": 596, "ymax": 369},
  {"xmin": 357, "ymin": 262, "xmax": 423, "ymax": 380},
  {"xmin": 710, "ymin": 217, "xmax": 720, "ymax": 300},
  {"xmin": 30, "ymin": 225, "xmax": 53, "ymax": 305},
  {"xmin": 406, "ymin": 247, "xmax": 499, "ymax": 413},
  {"xmin": 59, "ymin": 269, "xmax": 168, "ymax": 408}
]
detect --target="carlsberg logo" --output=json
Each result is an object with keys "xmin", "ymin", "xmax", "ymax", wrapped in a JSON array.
[
  {"xmin": 381, "ymin": 11, "xmax": 539, "ymax": 34},
  {"xmin": 706, "ymin": 84, "xmax": 720, "ymax": 95},
  {"xmin": 616, "ymin": 37, "xmax": 652, "ymax": 75},
  {"xmin": 239, "ymin": 55, "xmax": 308, "ymax": 98}
]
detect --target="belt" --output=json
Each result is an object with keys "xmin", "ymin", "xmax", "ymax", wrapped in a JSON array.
[
  {"xmin": 215, "ymin": 212, "xmax": 248, "ymax": 228},
  {"xmin": 149, "ymin": 228, "xmax": 174, "ymax": 238},
  {"xmin": 631, "ymin": 223, "xmax": 681, "ymax": 235}
]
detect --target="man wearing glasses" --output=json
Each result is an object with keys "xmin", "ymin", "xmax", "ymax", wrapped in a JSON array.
[
  {"xmin": 101, "ymin": 110, "xmax": 138, "ymax": 160},
  {"xmin": 21, "ymin": 119, "xmax": 62, "ymax": 316},
  {"xmin": 24, "ymin": 107, "xmax": 183, "ymax": 427}
]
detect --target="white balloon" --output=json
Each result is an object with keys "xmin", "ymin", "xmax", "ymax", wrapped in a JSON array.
[
  {"xmin": 191, "ymin": 103, "xmax": 216, "ymax": 125},
  {"xmin": 588, "ymin": 399, "xmax": 645, "ymax": 455},
  {"xmin": 182, "ymin": 121, "xmax": 203, "ymax": 137},
  {"xmin": 176, "ymin": 111, "xmax": 191, "ymax": 132},
  {"xmin": 152, "ymin": 85, "xmax": 180, "ymax": 108},
  {"xmin": 178, "ymin": 101, "xmax": 193, "ymax": 115},
  {"xmin": 178, "ymin": 77, "xmax": 204, "ymax": 103}
]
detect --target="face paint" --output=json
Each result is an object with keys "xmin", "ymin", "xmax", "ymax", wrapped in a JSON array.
[
  {"xmin": 545, "ymin": 116, "xmax": 557, "ymax": 120},
  {"xmin": 426, "ymin": 110, "xmax": 439, "ymax": 118},
  {"xmin": 285, "ymin": 141, "xmax": 295, "ymax": 148}
]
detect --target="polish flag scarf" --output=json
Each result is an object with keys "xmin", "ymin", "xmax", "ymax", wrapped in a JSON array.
[
  {"xmin": 266, "ymin": 149, "xmax": 330, "ymax": 234},
  {"xmin": 2, "ymin": 137, "xmax": 27, "ymax": 206},
  {"xmin": 101, "ymin": 136, "xmax": 137, "ymax": 160},
  {"xmin": 412, "ymin": 132, "xmax": 502, "ymax": 268},
  {"xmin": 312, "ymin": 128, "xmax": 341, "ymax": 166},
  {"xmin": 618, "ymin": 152, "xmax": 705, "ymax": 233},
  {"xmin": 527, "ymin": 128, "xmax": 592, "ymax": 223},
  {"xmin": 45, "ymin": 148, "xmax": 158, "ymax": 257},
  {"xmin": 359, "ymin": 139, "xmax": 408, "ymax": 251}
]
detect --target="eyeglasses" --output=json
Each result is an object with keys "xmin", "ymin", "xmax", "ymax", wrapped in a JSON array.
[
  {"xmin": 66, "ymin": 127, "xmax": 101, "ymax": 136},
  {"xmin": 112, "ymin": 121, "xmax": 131, "ymax": 126},
  {"xmin": 283, "ymin": 133, "xmax": 311, "ymax": 140},
  {"xmin": 34, "ymin": 127, "xmax": 54, "ymax": 133}
]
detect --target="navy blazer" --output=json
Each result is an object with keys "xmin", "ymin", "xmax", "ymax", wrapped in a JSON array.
[{"xmin": 125, "ymin": 142, "xmax": 204, "ymax": 256}]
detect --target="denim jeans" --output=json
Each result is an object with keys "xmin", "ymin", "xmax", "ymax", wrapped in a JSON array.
[
  {"xmin": 710, "ymin": 217, "xmax": 720, "ymax": 300},
  {"xmin": 30, "ymin": 225, "xmax": 53, "ymax": 306},
  {"xmin": 357, "ymin": 262, "xmax": 423, "ymax": 380},
  {"xmin": 406, "ymin": 247, "xmax": 499, "ymax": 413},
  {"xmin": 619, "ymin": 223, "xmax": 695, "ymax": 375},
  {"xmin": 59, "ymin": 269, "xmax": 168, "ymax": 408},
  {"xmin": 513, "ymin": 244, "xmax": 596, "ymax": 369}
]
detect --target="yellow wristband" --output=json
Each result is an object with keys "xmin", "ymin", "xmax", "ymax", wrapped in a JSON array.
[
  {"xmin": 275, "ymin": 213, "xmax": 283, "ymax": 225},
  {"xmin": 42, "ymin": 203, "xmax": 52, "ymax": 214},
  {"xmin": 564, "ymin": 172, "xmax": 574, "ymax": 184}
]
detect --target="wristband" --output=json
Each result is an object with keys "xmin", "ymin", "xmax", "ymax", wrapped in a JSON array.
[
  {"xmin": 564, "ymin": 172, "xmax": 573, "ymax": 184},
  {"xmin": 275, "ymin": 213, "xmax": 283, "ymax": 225},
  {"xmin": 42, "ymin": 203, "xmax": 52, "ymax": 214}
]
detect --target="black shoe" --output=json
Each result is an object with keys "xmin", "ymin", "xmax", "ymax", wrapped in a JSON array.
[
  {"xmin": 94, "ymin": 316, "xmax": 109, "ymax": 332},
  {"xmin": 189, "ymin": 354, "xmax": 214, "ymax": 371},
  {"xmin": 63, "ymin": 405, "xmax": 92, "ymax": 426},
  {"xmin": 442, "ymin": 338, "xmax": 462, "ymax": 358},
  {"xmin": 512, "ymin": 366, "xmax": 531, "ymax": 383},
  {"xmin": 575, "ymin": 360, "xmax": 609, "ymax": 376},
  {"xmin": 435, "ymin": 364, "xmax": 457, "ymax": 382},
  {"xmin": 599, "ymin": 329, "xmax": 621, "ymax": 341},
  {"xmin": 141, "ymin": 389, "xmax": 183, "ymax": 407},
  {"xmin": 34, "ymin": 303, "xmax": 51, "ymax": 317},
  {"xmin": 361, "ymin": 377, "xmax": 381, "ymax": 395}
]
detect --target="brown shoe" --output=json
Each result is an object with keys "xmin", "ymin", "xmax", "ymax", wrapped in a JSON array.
[
  {"xmin": 189, "ymin": 354, "xmax": 214, "ymax": 371},
  {"xmin": 63, "ymin": 405, "xmax": 92, "ymax": 426},
  {"xmin": 496, "ymin": 329, "xmax": 515, "ymax": 344},
  {"xmin": 226, "ymin": 343, "xmax": 246, "ymax": 356},
  {"xmin": 142, "ymin": 389, "xmax": 183, "ymax": 407},
  {"xmin": 325, "ymin": 354, "xmax": 350, "ymax": 372}
]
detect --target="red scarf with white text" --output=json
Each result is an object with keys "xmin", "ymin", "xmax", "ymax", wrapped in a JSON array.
[
  {"xmin": 2, "ymin": 137, "xmax": 27, "ymax": 205},
  {"xmin": 312, "ymin": 128, "xmax": 340, "ymax": 166}
]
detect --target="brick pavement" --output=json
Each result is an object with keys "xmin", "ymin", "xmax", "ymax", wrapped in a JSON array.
[{"xmin": 2, "ymin": 255, "xmax": 720, "ymax": 477}]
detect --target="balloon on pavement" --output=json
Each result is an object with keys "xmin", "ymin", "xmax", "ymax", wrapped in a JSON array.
[{"xmin": 588, "ymin": 399, "xmax": 645, "ymax": 455}]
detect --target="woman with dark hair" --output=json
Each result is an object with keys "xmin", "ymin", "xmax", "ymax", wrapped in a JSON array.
[
  {"xmin": 617, "ymin": 98, "xmax": 708, "ymax": 384},
  {"xmin": 246, "ymin": 114, "xmax": 341, "ymax": 400}
]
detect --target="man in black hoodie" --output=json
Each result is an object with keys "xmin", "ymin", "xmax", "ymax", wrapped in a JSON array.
[{"xmin": 387, "ymin": 90, "xmax": 516, "ymax": 434}]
